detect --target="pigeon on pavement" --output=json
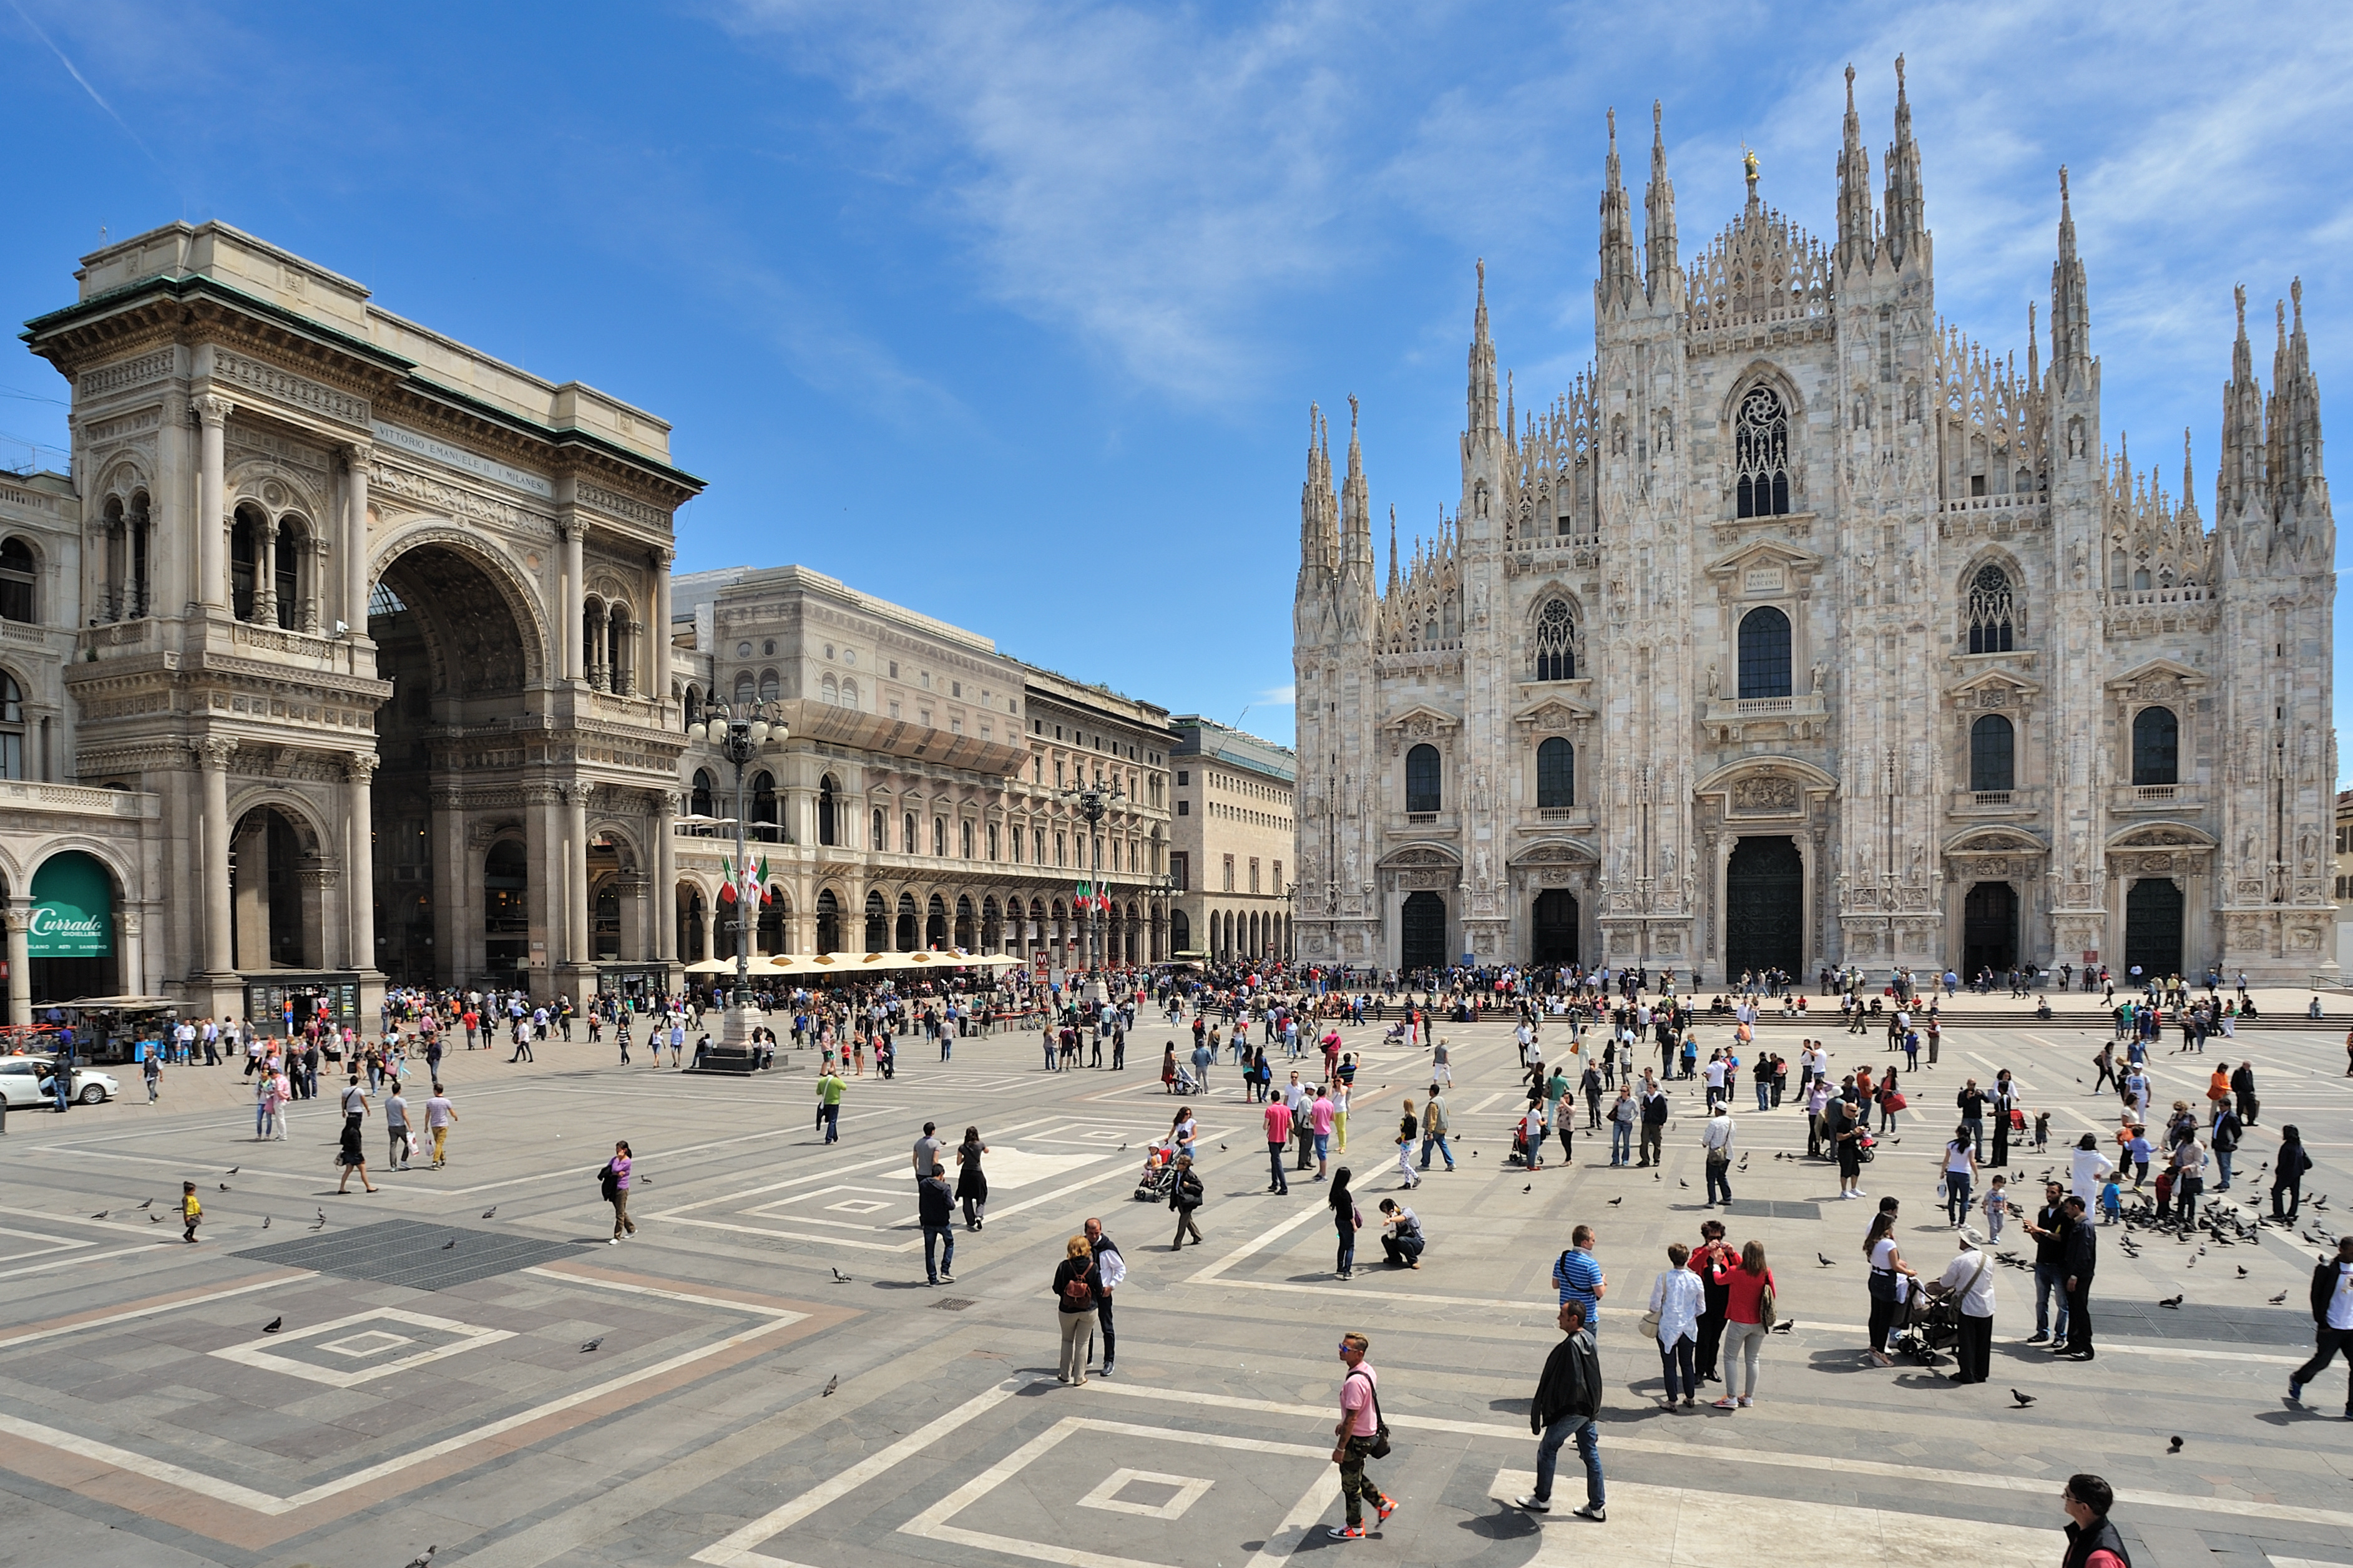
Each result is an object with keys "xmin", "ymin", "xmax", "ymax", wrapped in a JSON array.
[
  {"xmin": 262, "ymin": 1317, "xmax": 283, "ymax": 1334},
  {"xmin": 482, "ymin": 1207, "xmax": 498, "ymax": 1219},
  {"xmin": 822, "ymin": 1375, "xmax": 839, "ymax": 1397},
  {"xmin": 580, "ymin": 1338, "xmax": 603, "ymax": 1352},
  {"xmin": 2010, "ymin": 1390, "xmax": 2037, "ymax": 1408}
]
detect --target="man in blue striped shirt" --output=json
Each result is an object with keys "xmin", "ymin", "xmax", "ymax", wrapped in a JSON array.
[{"xmin": 1552, "ymin": 1225, "xmax": 1606, "ymax": 1324}]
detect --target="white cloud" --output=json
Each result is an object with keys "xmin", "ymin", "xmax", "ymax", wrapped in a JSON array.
[
  {"xmin": 1256, "ymin": 683, "xmax": 1298, "ymax": 706},
  {"xmin": 722, "ymin": 0, "xmax": 1378, "ymax": 404}
]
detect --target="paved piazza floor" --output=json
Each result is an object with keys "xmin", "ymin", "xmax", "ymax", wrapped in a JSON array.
[{"xmin": 0, "ymin": 996, "xmax": 2348, "ymax": 1567}]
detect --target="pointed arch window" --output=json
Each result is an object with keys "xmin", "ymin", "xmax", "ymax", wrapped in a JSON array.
[
  {"xmin": 1536, "ymin": 737, "xmax": 1573, "ymax": 808},
  {"xmin": 1531, "ymin": 598, "xmax": 1576, "ymax": 681},
  {"xmin": 1967, "ymin": 565, "xmax": 2015, "ymax": 654},
  {"xmin": 1405, "ymin": 744, "xmax": 1442, "ymax": 814},
  {"xmin": 1734, "ymin": 385, "xmax": 1791, "ymax": 517},
  {"xmin": 689, "ymin": 769, "xmax": 715, "ymax": 819},
  {"xmin": 1969, "ymin": 714, "xmax": 2015, "ymax": 792},
  {"xmin": 2131, "ymin": 706, "xmax": 2179, "ymax": 786},
  {"xmin": 1737, "ymin": 605, "xmax": 1793, "ymax": 699}
]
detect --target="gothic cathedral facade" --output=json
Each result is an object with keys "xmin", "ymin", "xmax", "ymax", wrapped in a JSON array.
[{"xmin": 1292, "ymin": 65, "xmax": 2337, "ymax": 985}]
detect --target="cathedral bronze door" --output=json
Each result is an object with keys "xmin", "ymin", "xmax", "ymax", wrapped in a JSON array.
[
  {"xmin": 1724, "ymin": 836, "xmax": 1803, "ymax": 980},
  {"xmin": 1962, "ymin": 882, "xmax": 2018, "ymax": 977},
  {"xmin": 2123, "ymin": 878, "xmax": 2184, "ymax": 980},
  {"xmin": 1532, "ymin": 890, "xmax": 1579, "ymax": 965},
  {"xmin": 1401, "ymin": 891, "xmax": 1447, "ymax": 973}
]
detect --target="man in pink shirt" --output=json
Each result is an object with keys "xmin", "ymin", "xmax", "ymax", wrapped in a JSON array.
[
  {"xmin": 1264, "ymin": 1096, "xmax": 1294, "ymax": 1195},
  {"xmin": 1310, "ymin": 1087, "xmax": 1338, "ymax": 1182}
]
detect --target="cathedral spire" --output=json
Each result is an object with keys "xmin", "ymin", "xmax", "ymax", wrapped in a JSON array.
[
  {"xmin": 1467, "ymin": 259, "xmax": 1499, "ymax": 435},
  {"xmin": 2220, "ymin": 283, "xmax": 2266, "ymax": 524},
  {"xmin": 1882, "ymin": 54, "xmax": 1925, "ymax": 269},
  {"xmin": 1597, "ymin": 109, "xmax": 1638, "ymax": 316},
  {"xmin": 1342, "ymin": 392, "xmax": 1374, "ymax": 568},
  {"xmin": 1299, "ymin": 402, "xmax": 1338, "ymax": 575},
  {"xmin": 2270, "ymin": 279, "xmax": 2327, "ymax": 520},
  {"xmin": 1643, "ymin": 100, "xmax": 1680, "ymax": 305},
  {"xmin": 1835, "ymin": 63, "xmax": 1876, "ymax": 276},
  {"xmin": 2049, "ymin": 166, "xmax": 2091, "ymax": 392},
  {"xmin": 2026, "ymin": 301, "xmax": 2038, "ymax": 389},
  {"xmin": 1386, "ymin": 505, "xmax": 1400, "ymax": 597}
]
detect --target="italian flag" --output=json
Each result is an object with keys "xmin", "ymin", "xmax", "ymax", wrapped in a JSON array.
[
  {"xmin": 1075, "ymin": 882, "xmax": 1109, "ymax": 913},
  {"xmin": 721, "ymin": 856, "xmax": 770, "ymax": 905}
]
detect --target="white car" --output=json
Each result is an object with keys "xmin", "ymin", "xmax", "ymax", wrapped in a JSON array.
[{"xmin": 0, "ymin": 1056, "xmax": 119, "ymax": 1106}]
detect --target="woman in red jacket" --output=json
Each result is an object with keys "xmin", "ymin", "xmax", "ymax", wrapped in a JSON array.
[{"xmin": 1713, "ymin": 1240, "xmax": 1776, "ymax": 1410}]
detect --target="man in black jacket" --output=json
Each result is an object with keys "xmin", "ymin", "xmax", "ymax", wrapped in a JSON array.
[
  {"xmin": 2287, "ymin": 1236, "xmax": 2353, "ymax": 1416},
  {"xmin": 2061, "ymin": 1473, "xmax": 2131, "ymax": 1568},
  {"xmin": 2022, "ymin": 1180, "xmax": 2071, "ymax": 1346},
  {"xmin": 2229, "ymin": 1060, "xmax": 2258, "ymax": 1125},
  {"xmin": 2058, "ymin": 1196, "xmax": 2097, "ymax": 1360},
  {"xmin": 1514, "ymin": 1298, "xmax": 1605, "ymax": 1522}
]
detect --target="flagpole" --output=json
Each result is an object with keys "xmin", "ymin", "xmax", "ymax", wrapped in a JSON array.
[{"xmin": 693, "ymin": 700, "xmax": 786, "ymax": 1067}]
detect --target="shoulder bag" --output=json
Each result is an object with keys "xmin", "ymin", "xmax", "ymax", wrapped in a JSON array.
[{"xmin": 1347, "ymin": 1370, "xmax": 1392, "ymax": 1459}]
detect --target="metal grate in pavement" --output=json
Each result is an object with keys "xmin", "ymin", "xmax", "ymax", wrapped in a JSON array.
[
  {"xmin": 1722, "ymin": 1200, "xmax": 1824, "ymax": 1220},
  {"xmin": 932, "ymin": 1297, "xmax": 977, "ymax": 1312},
  {"xmin": 2088, "ymin": 1300, "xmax": 2312, "ymax": 1346},
  {"xmin": 235, "ymin": 1216, "xmax": 587, "ymax": 1291}
]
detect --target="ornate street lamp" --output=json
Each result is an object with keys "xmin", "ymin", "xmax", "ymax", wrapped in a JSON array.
[
  {"xmin": 693, "ymin": 701, "xmax": 788, "ymax": 1056},
  {"xmin": 1059, "ymin": 775, "xmax": 1123, "ymax": 987}
]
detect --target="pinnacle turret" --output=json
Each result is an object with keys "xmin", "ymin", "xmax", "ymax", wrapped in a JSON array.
[
  {"xmin": 1298, "ymin": 402, "xmax": 1338, "ymax": 575},
  {"xmin": 1597, "ymin": 109, "xmax": 1638, "ymax": 316},
  {"xmin": 1468, "ymin": 260, "xmax": 1500, "ymax": 435},
  {"xmin": 1341, "ymin": 393, "xmax": 1374, "ymax": 569},
  {"xmin": 1835, "ymin": 63, "xmax": 1876, "ymax": 276},
  {"xmin": 2220, "ymin": 284, "xmax": 2266, "ymax": 524},
  {"xmin": 1644, "ymin": 100, "xmax": 1679, "ymax": 305},
  {"xmin": 1882, "ymin": 54, "xmax": 1924, "ymax": 268},
  {"xmin": 2050, "ymin": 167, "xmax": 2091, "ymax": 392}
]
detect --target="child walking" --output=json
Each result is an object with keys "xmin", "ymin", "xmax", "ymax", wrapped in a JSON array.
[{"xmin": 179, "ymin": 1181, "xmax": 202, "ymax": 1244}]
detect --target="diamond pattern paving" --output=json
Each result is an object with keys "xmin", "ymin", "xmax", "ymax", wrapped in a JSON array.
[{"xmin": 235, "ymin": 1217, "xmax": 587, "ymax": 1290}]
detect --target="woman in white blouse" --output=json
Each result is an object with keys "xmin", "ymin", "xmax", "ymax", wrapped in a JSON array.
[{"xmin": 1649, "ymin": 1242, "xmax": 1706, "ymax": 1408}]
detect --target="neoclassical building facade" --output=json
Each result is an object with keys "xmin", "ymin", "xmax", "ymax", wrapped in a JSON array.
[
  {"xmin": 22, "ymin": 222, "xmax": 695, "ymax": 1022},
  {"xmin": 667, "ymin": 566, "xmax": 1176, "ymax": 975},
  {"xmin": 1293, "ymin": 66, "xmax": 2336, "ymax": 983}
]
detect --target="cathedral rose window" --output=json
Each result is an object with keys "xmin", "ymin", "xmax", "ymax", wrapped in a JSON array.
[{"xmin": 1734, "ymin": 384, "xmax": 1791, "ymax": 517}]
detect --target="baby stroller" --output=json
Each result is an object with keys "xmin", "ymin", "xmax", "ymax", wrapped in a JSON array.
[
  {"xmin": 1172, "ymin": 1064, "xmax": 1201, "ymax": 1095},
  {"xmin": 1133, "ymin": 1144, "xmax": 1180, "ymax": 1202},
  {"xmin": 1382, "ymin": 1021, "xmax": 1411, "ymax": 1045},
  {"xmin": 1890, "ymin": 1276, "xmax": 1960, "ymax": 1367}
]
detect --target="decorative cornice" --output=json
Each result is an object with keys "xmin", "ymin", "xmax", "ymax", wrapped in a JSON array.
[{"xmin": 214, "ymin": 351, "xmax": 369, "ymax": 427}]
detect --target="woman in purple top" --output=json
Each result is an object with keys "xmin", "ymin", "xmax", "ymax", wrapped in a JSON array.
[{"xmin": 604, "ymin": 1141, "xmax": 637, "ymax": 1242}]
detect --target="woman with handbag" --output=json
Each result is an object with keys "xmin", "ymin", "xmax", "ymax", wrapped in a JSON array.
[
  {"xmin": 1050, "ymin": 1234, "xmax": 1100, "ymax": 1385},
  {"xmin": 1329, "ymin": 1166, "xmax": 1361, "ymax": 1278},
  {"xmin": 1714, "ymin": 1241, "xmax": 1776, "ymax": 1409},
  {"xmin": 1942, "ymin": 1125, "xmax": 1980, "ymax": 1227},
  {"xmin": 1862, "ymin": 1204, "xmax": 1917, "ymax": 1366},
  {"xmin": 1647, "ymin": 1242, "xmax": 1705, "ymax": 1408}
]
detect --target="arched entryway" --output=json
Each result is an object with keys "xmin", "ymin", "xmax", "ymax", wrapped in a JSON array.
[
  {"xmin": 2123, "ymin": 878, "xmax": 2184, "ymax": 980},
  {"xmin": 816, "ymin": 889, "xmax": 841, "ymax": 955},
  {"xmin": 1400, "ymin": 890, "xmax": 1447, "ymax": 972},
  {"xmin": 1532, "ymin": 890, "xmax": 1579, "ymax": 965},
  {"xmin": 1962, "ymin": 882, "xmax": 2018, "ymax": 976},
  {"xmin": 230, "ymin": 805, "xmax": 322, "ymax": 971},
  {"xmin": 368, "ymin": 540, "xmax": 535, "ymax": 986},
  {"xmin": 1724, "ymin": 835, "xmax": 1803, "ymax": 979},
  {"xmin": 27, "ymin": 851, "xmax": 122, "ymax": 1001},
  {"xmin": 1172, "ymin": 908, "xmax": 1192, "ymax": 953},
  {"xmin": 896, "ymin": 893, "xmax": 919, "ymax": 952},
  {"xmin": 864, "ymin": 891, "xmax": 888, "ymax": 952}
]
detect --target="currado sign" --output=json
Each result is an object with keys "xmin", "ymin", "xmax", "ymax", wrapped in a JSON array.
[{"xmin": 28, "ymin": 852, "xmax": 114, "ymax": 958}]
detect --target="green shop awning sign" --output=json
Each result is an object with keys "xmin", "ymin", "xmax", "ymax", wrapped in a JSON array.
[{"xmin": 28, "ymin": 854, "xmax": 113, "ymax": 958}]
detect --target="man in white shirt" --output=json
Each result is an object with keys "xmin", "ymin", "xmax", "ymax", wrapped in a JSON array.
[
  {"xmin": 1935, "ymin": 1229, "xmax": 1997, "ymax": 1383},
  {"xmin": 1702, "ymin": 1053, "xmax": 1728, "ymax": 1112},
  {"xmin": 2288, "ymin": 1236, "xmax": 2353, "ymax": 1415},
  {"xmin": 1700, "ymin": 1107, "xmax": 1736, "ymax": 1206}
]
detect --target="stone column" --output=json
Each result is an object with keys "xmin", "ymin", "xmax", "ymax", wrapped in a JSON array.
[
  {"xmin": 562, "ymin": 521, "xmax": 585, "ymax": 681},
  {"xmin": 192, "ymin": 394, "xmax": 233, "ymax": 611},
  {"xmin": 565, "ymin": 784, "xmax": 592, "ymax": 965},
  {"xmin": 651, "ymin": 547, "xmax": 673, "ymax": 706},
  {"xmin": 344, "ymin": 444, "xmax": 372, "ymax": 633},
  {"xmin": 117, "ymin": 910, "xmax": 145, "ymax": 996},
  {"xmin": 700, "ymin": 899, "xmax": 718, "ymax": 964},
  {"xmin": 654, "ymin": 791, "xmax": 678, "ymax": 962},
  {"xmin": 198, "ymin": 738, "xmax": 237, "ymax": 974},
  {"xmin": 254, "ymin": 516, "xmax": 283, "ymax": 626},
  {"xmin": 5, "ymin": 907, "xmax": 31, "ymax": 1026},
  {"xmin": 346, "ymin": 752, "xmax": 379, "ymax": 974}
]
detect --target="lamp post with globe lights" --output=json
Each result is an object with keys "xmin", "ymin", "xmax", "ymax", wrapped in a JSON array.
[
  {"xmin": 1059, "ymin": 775, "xmax": 1123, "ymax": 996},
  {"xmin": 693, "ymin": 701, "xmax": 787, "ymax": 1061}
]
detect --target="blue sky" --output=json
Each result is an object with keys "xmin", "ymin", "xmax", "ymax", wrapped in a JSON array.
[{"xmin": 2, "ymin": 0, "xmax": 2349, "ymax": 769}]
